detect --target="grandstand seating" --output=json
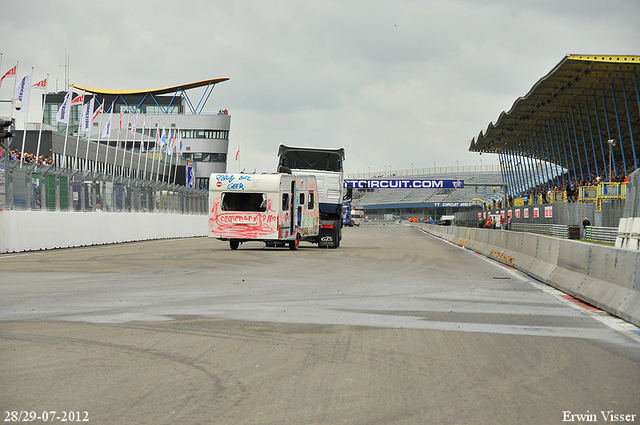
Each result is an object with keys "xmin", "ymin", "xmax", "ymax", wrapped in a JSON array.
[{"xmin": 352, "ymin": 171, "xmax": 505, "ymax": 208}]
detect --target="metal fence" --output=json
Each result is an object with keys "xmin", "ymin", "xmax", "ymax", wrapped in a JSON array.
[
  {"xmin": 489, "ymin": 222, "xmax": 617, "ymax": 244},
  {"xmin": 1, "ymin": 157, "xmax": 208, "ymax": 214}
]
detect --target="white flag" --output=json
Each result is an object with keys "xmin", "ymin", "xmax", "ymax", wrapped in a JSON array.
[
  {"xmin": 14, "ymin": 72, "xmax": 32, "ymax": 112},
  {"xmin": 56, "ymin": 89, "xmax": 73, "ymax": 123},
  {"xmin": 102, "ymin": 111, "xmax": 112, "ymax": 138},
  {"xmin": 159, "ymin": 125, "xmax": 166, "ymax": 147},
  {"xmin": 81, "ymin": 96, "xmax": 95, "ymax": 132}
]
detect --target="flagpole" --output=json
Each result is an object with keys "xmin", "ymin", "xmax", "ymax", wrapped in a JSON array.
[
  {"xmin": 162, "ymin": 125, "xmax": 169, "ymax": 183},
  {"xmin": 120, "ymin": 112, "xmax": 130, "ymax": 177},
  {"xmin": 172, "ymin": 126, "xmax": 182, "ymax": 185},
  {"xmin": 151, "ymin": 122, "xmax": 157, "ymax": 181},
  {"xmin": 112, "ymin": 110, "xmax": 122, "ymax": 180},
  {"xmin": 103, "ymin": 101, "xmax": 114, "ymax": 175},
  {"xmin": 167, "ymin": 130, "xmax": 173, "ymax": 184},
  {"xmin": 143, "ymin": 119, "xmax": 153, "ymax": 180},
  {"xmin": 128, "ymin": 113, "xmax": 137, "ymax": 178},
  {"xmin": 136, "ymin": 115, "xmax": 146, "ymax": 178},
  {"xmin": 85, "ymin": 95, "xmax": 96, "ymax": 168},
  {"xmin": 171, "ymin": 133, "xmax": 178, "ymax": 185},
  {"xmin": 92, "ymin": 98, "xmax": 104, "ymax": 173},
  {"xmin": 18, "ymin": 67, "xmax": 34, "ymax": 167},
  {"xmin": 74, "ymin": 89, "xmax": 86, "ymax": 169},
  {"xmin": 59, "ymin": 89, "xmax": 73, "ymax": 170},
  {"xmin": 154, "ymin": 121, "xmax": 163, "ymax": 182},
  {"xmin": 35, "ymin": 74, "xmax": 49, "ymax": 168},
  {"xmin": 9, "ymin": 61, "xmax": 18, "ymax": 122}
]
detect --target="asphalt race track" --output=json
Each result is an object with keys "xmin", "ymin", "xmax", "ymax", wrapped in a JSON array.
[{"xmin": 1, "ymin": 225, "xmax": 639, "ymax": 424}]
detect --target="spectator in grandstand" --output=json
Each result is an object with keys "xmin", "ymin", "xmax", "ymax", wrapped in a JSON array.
[{"xmin": 523, "ymin": 192, "xmax": 529, "ymax": 205}]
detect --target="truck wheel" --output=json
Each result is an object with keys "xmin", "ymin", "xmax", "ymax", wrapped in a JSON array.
[
  {"xmin": 230, "ymin": 240, "xmax": 240, "ymax": 250},
  {"xmin": 330, "ymin": 229, "xmax": 340, "ymax": 249},
  {"xmin": 289, "ymin": 234, "xmax": 300, "ymax": 250}
]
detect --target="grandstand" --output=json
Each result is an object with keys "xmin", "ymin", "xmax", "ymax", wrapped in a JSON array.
[{"xmin": 350, "ymin": 55, "xmax": 637, "ymax": 228}]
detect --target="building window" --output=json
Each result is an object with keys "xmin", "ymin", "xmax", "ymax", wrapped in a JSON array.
[
  {"xmin": 180, "ymin": 129, "xmax": 229, "ymax": 139},
  {"xmin": 183, "ymin": 153, "xmax": 227, "ymax": 162}
]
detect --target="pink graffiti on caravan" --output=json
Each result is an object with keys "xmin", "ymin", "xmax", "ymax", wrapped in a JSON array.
[{"xmin": 209, "ymin": 200, "xmax": 277, "ymax": 239}]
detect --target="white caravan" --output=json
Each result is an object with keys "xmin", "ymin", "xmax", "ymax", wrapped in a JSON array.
[{"xmin": 209, "ymin": 173, "xmax": 319, "ymax": 250}]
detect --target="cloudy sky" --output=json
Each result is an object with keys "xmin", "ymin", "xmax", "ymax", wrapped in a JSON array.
[{"xmin": 2, "ymin": 0, "xmax": 639, "ymax": 175}]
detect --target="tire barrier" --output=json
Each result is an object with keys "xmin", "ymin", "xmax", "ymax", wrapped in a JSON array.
[{"xmin": 418, "ymin": 224, "xmax": 640, "ymax": 327}]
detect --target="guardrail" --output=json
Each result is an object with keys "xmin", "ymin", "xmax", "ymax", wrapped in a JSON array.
[
  {"xmin": 587, "ymin": 226, "xmax": 618, "ymax": 244},
  {"xmin": 510, "ymin": 223, "xmax": 570, "ymax": 238}
]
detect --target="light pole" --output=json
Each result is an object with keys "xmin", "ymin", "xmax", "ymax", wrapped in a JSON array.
[{"xmin": 608, "ymin": 139, "xmax": 616, "ymax": 182}]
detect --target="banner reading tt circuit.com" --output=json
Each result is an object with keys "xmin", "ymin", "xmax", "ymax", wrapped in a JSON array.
[{"xmin": 344, "ymin": 179, "xmax": 464, "ymax": 189}]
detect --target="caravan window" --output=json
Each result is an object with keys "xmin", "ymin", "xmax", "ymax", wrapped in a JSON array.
[
  {"xmin": 308, "ymin": 192, "xmax": 315, "ymax": 209},
  {"xmin": 221, "ymin": 192, "xmax": 267, "ymax": 212},
  {"xmin": 282, "ymin": 193, "xmax": 289, "ymax": 210}
]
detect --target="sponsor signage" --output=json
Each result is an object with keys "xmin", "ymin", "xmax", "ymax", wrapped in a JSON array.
[{"xmin": 344, "ymin": 179, "xmax": 464, "ymax": 189}]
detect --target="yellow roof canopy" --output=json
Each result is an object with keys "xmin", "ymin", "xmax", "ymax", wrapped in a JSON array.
[{"xmin": 71, "ymin": 77, "xmax": 230, "ymax": 96}]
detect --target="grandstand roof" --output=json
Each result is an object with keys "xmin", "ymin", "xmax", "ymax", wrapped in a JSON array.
[
  {"xmin": 469, "ymin": 55, "xmax": 640, "ymax": 166},
  {"xmin": 71, "ymin": 77, "xmax": 230, "ymax": 96}
]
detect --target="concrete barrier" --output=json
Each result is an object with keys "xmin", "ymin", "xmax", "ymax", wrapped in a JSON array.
[
  {"xmin": 0, "ymin": 211, "xmax": 208, "ymax": 253},
  {"xmin": 418, "ymin": 223, "xmax": 640, "ymax": 327},
  {"xmin": 615, "ymin": 217, "xmax": 629, "ymax": 248},
  {"xmin": 628, "ymin": 217, "xmax": 640, "ymax": 250}
]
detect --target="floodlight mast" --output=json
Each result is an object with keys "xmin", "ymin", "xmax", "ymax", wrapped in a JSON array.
[{"xmin": 607, "ymin": 139, "xmax": 616, "ymax": 182}]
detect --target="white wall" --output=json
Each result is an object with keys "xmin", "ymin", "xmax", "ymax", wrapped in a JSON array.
[{"xmin": 0, "ymin": 211, "xmax": 208, "ymax": 253}]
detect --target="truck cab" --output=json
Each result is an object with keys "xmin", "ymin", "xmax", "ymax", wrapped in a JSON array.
[{"xmin": 277, "ymin": 145, "xmax": 346, "ymax": 248}]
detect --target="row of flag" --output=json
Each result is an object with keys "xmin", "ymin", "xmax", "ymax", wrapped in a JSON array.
[
  {"xmin": 1, "ymin": 65, "xmax": 48, "ymax": 114},
  {"xmin": 0, "ymin": 62, "xmax": 183, "ymax": 157},
  {"xmin": 53, "ymin": 88, "xmax": 184, "ymax": 156}
]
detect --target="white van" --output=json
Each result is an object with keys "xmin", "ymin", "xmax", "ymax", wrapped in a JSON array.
[{"xmin": 209, "ymin": 173, "xmax": 319, "ymax": 250}]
